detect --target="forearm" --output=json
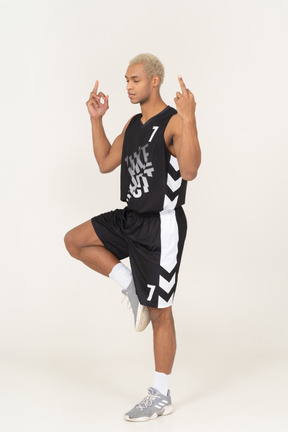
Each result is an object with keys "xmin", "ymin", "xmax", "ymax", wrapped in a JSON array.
[
  {"xmin": 179, "ymin": 115, "xmax": 201, "ymax": 180},
  {"xmin": 90, "ymin": 117, "xmax": 111, "ymax": 169}
]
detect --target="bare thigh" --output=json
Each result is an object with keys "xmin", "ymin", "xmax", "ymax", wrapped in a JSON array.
[{"xmin": 64, "ymin": 219, "xmax": 104, "ymax": 250}]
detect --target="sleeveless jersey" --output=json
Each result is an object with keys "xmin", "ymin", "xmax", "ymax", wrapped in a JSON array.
[{"xmin": 120, "ymin": 105, "xmax": 187, "ymax": 213}]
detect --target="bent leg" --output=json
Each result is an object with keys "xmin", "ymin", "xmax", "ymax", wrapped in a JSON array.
[
  {"xmin": 64, "ymin": 219, "xmax": 120, "ymax": 276},
  {"xmin": 148, "ymin": 306, "xmax": 176, "ymax": 375}
]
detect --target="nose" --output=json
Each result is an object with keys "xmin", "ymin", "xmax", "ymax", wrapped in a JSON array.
[{"xmin": 126, "ymin": 81, "xmax": 133, "ymax": 92}]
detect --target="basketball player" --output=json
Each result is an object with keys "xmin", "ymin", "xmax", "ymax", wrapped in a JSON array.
[{"xmin": 64, "ymin": 53, "xmax": 201, "ymax": 421}]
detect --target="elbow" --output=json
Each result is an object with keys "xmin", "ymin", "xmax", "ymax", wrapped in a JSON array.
[
  {"xmin": 99, "ymin": 165, "xmax": 108, "ymax": 174},
  {"xmin": 180, "ymin": 157, "xmax": 201, "ymax": 181},
  {"xmin": 99, "ymin": 163, "xmax": 113, "ymax": 174},
  {"xmin": 97, "ymin": 159, "xmax": 109, "ymax": 173},
  {"xmin": 99, "ymin": 167, "xmax": 112, "ymax": 174},
  {"xmin": 181, "ymin": 170, "xmax": 198, "ymax": 181}
]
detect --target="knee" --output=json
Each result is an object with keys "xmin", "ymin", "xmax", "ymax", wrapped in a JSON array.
[
  {"xmin": 63, "ymin": 230, "xmax": 79, "ymax": 258},
  {"xmin": 148, "ymin": 306, "xmax": 174, "ymax": 329}
]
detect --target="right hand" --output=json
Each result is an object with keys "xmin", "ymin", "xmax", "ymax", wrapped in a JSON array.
[{"xmin": 86, "ymin": 80, "xmax": 109, "ymax": 119}]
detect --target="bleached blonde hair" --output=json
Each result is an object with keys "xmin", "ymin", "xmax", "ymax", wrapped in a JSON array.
[{"xmin": 128, "ymin": 53, "xmax": 165, "ymax": 86}]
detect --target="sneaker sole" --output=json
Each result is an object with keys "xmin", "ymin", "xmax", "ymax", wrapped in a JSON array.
[
  {"xmin": 135, "ymin": 305, "xmax": 150, "ymax": 332},
  {"xmin": 124, "ymin": 404, "xmax": 174, "ymax": 421}
]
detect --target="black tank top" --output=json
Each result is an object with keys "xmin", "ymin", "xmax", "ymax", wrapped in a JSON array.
[{"xmin": 120, "ymin": 105, "xmax": 187, "ymax": 213}]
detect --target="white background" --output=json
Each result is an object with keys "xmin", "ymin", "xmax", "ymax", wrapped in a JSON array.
[{"xmin": 0, "ymin": 0, "xmax": 287, "ymax": 431}]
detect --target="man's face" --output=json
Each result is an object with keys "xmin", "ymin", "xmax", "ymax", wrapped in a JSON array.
[{"xmin": 125, "ymin": 62, "xmax": 154, "ymax": 104}]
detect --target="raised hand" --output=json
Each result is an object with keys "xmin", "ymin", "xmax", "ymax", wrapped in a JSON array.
[
  {"xmin": 86, "ymin": 80, "xmax": 109, "ymax": 119},
  {"xmin": 174, "ymin": 76, "xmax": 196, "ymax": 121}
]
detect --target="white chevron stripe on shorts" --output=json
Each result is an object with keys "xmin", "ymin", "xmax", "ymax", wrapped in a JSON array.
[{"xmin": 159, "ymin": 274, "xmax": 176, "ymax": 294}]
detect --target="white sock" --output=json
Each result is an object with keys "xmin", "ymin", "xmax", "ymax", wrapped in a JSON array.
[
  {"xmin": 153, "ymin": 371, "xmax": 171, "ymax": 396},
  {"xmin": 109, "ymin": 262, "xmax": 132, "ymax": 290}
]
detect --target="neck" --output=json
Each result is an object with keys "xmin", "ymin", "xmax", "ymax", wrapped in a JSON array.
[{"xmin": 140, "ymin": 93, "xmax": 167, "ymax": 123}]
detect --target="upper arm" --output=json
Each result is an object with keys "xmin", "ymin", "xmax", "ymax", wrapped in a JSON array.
[
  {"xmin": 100, "ymin": 115, "xmax": 134, "ymax": 173},
  {"xmin": 166, "ymin": 113, "xmax": 201, "ymax": 179},
  {"xmin": 165, "ymin": 113, "xmax": 182, "ymax": 158}
]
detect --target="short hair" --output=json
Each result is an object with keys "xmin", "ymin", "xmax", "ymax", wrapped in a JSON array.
[{"xmin": 128, "ymin": 53, "xmax": 165, "ymax": 86}]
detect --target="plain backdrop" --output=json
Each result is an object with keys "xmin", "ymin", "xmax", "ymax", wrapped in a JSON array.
[{"xmin": 0, "ymin": 0, "xmax": 287, "ymax": 431}]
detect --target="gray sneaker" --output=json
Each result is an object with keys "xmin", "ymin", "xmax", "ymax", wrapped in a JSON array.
[
  {"xmin": 121, "ymin": 280, "xmax": 150, "ymax": 332},
  {"xmin": 124, "ymin": 387, "xmax": 174, "ymax": 422}
]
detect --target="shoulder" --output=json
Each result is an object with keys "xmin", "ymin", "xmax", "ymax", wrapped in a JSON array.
[
  {"xmin": 166, "ymin": 112, "xmax": 182, "ymax": 133},
  {"xmin": 163, "ymin": 110, "xmax": 182, "ymax": 153},
  {"xmin": 165, "ymin": 111, "xmax": 183, "ymax": 140}
]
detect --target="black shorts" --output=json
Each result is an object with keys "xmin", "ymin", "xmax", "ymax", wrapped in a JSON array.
[{"xmin": 91, "ymin": 206, "xmax": 187, "ymax": 308}]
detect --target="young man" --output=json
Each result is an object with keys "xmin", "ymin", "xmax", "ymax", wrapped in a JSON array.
[{"xmin": 64, "ymin": 53, "xmax": 201, "ymax": 422}]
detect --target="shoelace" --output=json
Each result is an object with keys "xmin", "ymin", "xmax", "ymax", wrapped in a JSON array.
[
  {"xmin": 121, "ymin": 290, "xmax": 132, "ymax": 310},
  {"xmin": 137, "ymin": 391, "xmax": 160, "ymax": 409}
]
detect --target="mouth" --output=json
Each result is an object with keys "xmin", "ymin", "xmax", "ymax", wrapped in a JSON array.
[{"xmin": 128, "ymin": 93, "xmax": 135, "ymax": 98}]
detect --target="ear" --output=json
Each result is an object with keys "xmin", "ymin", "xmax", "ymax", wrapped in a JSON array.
[{"xmin": 152, "ymin": 75, "xmax": 160, "ymax": 88}]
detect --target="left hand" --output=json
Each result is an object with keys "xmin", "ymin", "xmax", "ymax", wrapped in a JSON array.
[{"xmin": 174, "ymin": 76, "xmax": 196, "ymax": 121}]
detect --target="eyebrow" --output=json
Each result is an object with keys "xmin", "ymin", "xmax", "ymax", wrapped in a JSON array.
[{"xmin": 125, "ymin": 75, "xmax": 140, "ymax": 79}]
